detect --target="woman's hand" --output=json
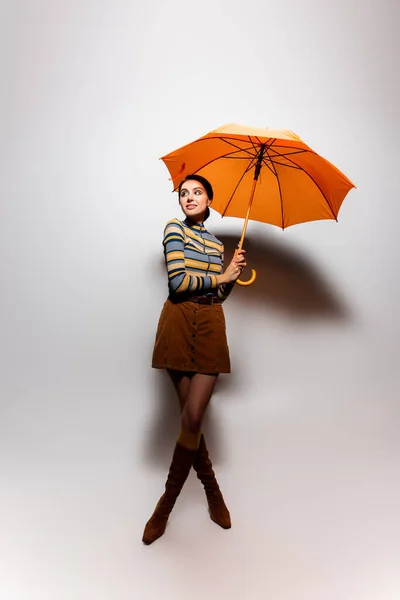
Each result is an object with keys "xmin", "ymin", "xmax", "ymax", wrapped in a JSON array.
[{"xmin": 217, "ymin": 249, "xmax": 247, "ymax": 284}]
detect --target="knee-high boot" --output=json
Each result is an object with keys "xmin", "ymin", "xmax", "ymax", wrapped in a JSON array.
[
  {"xmin": 142, "ymin": 431, "xmax": 200, "ymax": 545},
  {"xmin": 193, "ymin": 435, "xmax": 231, "ymax": 529}
]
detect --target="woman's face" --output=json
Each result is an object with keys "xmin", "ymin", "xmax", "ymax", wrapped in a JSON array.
[{"xmin": 179, "ymin": 180, "xmax": 211, "ymax": 222}]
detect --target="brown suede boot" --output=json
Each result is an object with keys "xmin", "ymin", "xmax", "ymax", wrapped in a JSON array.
[
  {"xmin": 142, "ymin": 441, "xmax": 197, "ymax": 545},
  {"xmin": 193, "ymin": 435, "xmax": 231, "ymax": 529}
]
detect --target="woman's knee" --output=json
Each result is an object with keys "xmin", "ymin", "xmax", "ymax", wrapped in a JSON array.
[{"xmin": 182, "ymin": 406, "xmax": 203, "ymax": 433}]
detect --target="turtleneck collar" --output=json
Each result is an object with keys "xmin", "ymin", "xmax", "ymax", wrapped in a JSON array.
[{"xmin": 183, "ymin": 217, "xmax": 205, "ymax": 232}]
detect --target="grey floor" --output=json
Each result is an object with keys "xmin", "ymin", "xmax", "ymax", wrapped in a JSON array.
[{"xmin": 1, "ymin": 323, "xmax": 399, "ymax": 600}]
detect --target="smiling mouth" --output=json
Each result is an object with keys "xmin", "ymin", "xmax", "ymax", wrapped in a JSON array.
[{"xmin": 186, "ymin": 204, "xmax": 196, "ymax": 209}]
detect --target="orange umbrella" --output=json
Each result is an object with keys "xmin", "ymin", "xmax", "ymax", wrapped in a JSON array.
[{"xmin": 161, "ymin": 123, "xmax": 355, "ymax": 286}]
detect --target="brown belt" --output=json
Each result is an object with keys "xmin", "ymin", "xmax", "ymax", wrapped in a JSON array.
[{"xmin": 186, "ymin": 295, "xmax": 222, "ymax": 305}]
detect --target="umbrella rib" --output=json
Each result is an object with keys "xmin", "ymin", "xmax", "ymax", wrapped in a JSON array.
[
  {"xmin": 221, "ymin": 158, "xmax": 258, "ymax": 217},
  {"xmin": 203, "ymin": 135, "xmax": 275, "ymax": 158},
  {"xmin": 217, "ymin": 137, "xmax": 258, "ymax": 157},
  {"xmin": 264, "ymin": 159, "xmax": 302, "ymax": 170},
  {"xmin": 262, "ymin": 158, "xmax": 278, "ymax": 176},
  {"xmin": 195, "ymin": 137, "xmax": 308, "ymax": 162},
  {"xmin": 248, "ymin": 135, "xmax": 260, "ymax": 156},
  {"xmin": 265, "ymin": 147, "xmax": 309, "ymax": 169},
  {"xmin": 202, "ymin": 137, "xmax": 312, "ymax": 155},
  {"xmin": 265, "ymin": 149, "xmax": 285, "ymax": 229},
  {"xmin": 250, "ymin": 135, "xmax": 274, "ymax": 156},
  {"xmin": 175, "ymin": 147, "xmax": 257, "ymax": 190},
  {"xmin": 268, "ymin": 143, "xmax": 316, "ymax": 153},
  {"xmin": 266, "ymin": 149, "xmax": 337, "ymax": 220},
  {"xmin": 197, "ymin": 136, "xmax": 258, "ymax": 161},
  {"xmin": 205, "ymin": 134, "xmax": 271, "ymax": 147},
  {"xmin": 268, "ymin": 148, "xmax": 308, "ymax": 158},
  {"xmin": 203, "ymin": 143, "xmax": 255, "ymax": 159}
]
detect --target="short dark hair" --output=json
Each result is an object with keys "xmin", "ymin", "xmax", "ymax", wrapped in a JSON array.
[{"xmin": 178, "ymin": 174, "xmax": 213, "ymax": 221}]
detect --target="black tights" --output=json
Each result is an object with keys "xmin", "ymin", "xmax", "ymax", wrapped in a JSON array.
[{"xmin": 167, "ymin": 370, "xmax": 218, "ymax": 433}]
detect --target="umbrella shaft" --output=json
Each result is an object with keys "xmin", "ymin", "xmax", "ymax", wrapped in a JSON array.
[
  {"xmin": 238, "ymin": 143, "xmax": 265, "ymax": 252},
  {"xmin": 238, "ymin": 178, "xmax": 257, "ymax": 251}
]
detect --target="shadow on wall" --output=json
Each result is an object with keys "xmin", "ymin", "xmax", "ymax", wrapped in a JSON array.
[
  {"xmin": 217, "ymin": 232, "xmax": 351, "ymax": 322},
  {"xmin": 142, "ymin": 232, "xmax": 353, "ymax": 468}
]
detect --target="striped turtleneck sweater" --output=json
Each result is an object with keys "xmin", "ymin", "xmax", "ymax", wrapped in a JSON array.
[{"xmin": 162, "ymin": 218, "xmax": 234, "ymax": 302}]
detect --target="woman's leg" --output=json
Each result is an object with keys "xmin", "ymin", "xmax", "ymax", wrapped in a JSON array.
[
  {"xmin": 180, "ymin": 373, "xmax": 218, "ymax": 433},
  {"xmin": 168, "ymin": 370, "xmax": 231, "ymax": 526},
  {"xmin": 167, "ymin": 369, "xmax": 192, "ymax": 412},
  {"xmin": 180, "ymin": 373, "xmax": 231, "ymax": 528},
  {"xmin": 142, "ymin": 372, "xmax": 230, "ymax": 544},
  {"xmin": 181, "ymin": 374, "xmax": 231, "ymax": 528},
  {"xmin": 142, "ymin": 373, "xmax": 216, "ymax": 545}
]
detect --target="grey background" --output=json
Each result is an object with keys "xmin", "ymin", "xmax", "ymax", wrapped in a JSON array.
[{"xmin": 1, "ymin": 1, "xmax": 399, "ymax": 599}]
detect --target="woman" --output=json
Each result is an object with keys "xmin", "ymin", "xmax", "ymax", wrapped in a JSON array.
[{"xmin": 142, "ymin": 174, "xmax": 246, "ymax": 545}]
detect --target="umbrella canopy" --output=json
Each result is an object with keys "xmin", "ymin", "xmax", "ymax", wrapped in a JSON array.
[{"xmin": 161, "ymin": 123, "xmax": 355, "ymax": 284}]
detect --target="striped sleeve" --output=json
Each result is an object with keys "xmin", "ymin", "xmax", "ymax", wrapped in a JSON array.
[
  {"xmin": 217, "ymin": 243, "xmax": 234, "ymax": 301},
  {"xmin": 217, "ymin": 281, "xmax": 235, "ymax": 301},
  {"xmin": 163, "ymin": 220, "xmax": 218, "ymax": 295}
]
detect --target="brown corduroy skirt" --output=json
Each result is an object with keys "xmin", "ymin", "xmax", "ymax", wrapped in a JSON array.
[{"xmin": 151, "ymin": 299, "xmax": 231, "ymax": 374}]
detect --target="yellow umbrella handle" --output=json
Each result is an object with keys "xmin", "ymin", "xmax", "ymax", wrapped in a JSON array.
[
  {"xmin": 236, "ymin": 269, "xmax": 257, "ymax": 286},
  {"xmin": 234, "ymin": 247, "xmax": 257, "ymax": 286},
  {"xmin": 234, "ymin": 177, "xmax": 258, "ymax": 287}
]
